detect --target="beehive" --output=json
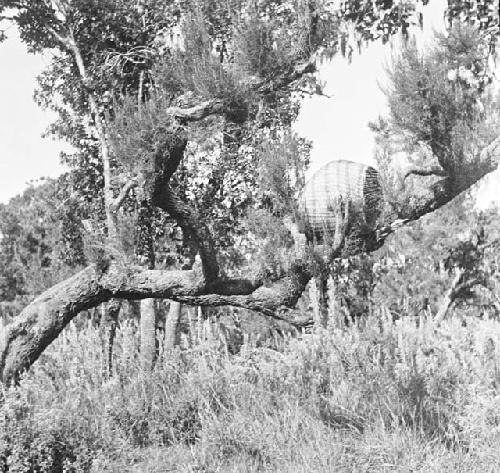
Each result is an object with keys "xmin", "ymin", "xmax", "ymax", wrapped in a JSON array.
[{"xmin": 299, "ymin": 160, "xmax": 383, "ymax": 240}]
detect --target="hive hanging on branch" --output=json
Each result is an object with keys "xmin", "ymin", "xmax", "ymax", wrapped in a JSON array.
[{"xmin": 299, "ymin": 160, "xmax": 384, "ymax": 242}]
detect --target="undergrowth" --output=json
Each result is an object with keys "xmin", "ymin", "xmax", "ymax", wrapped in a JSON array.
[{"xmin": 2, "ymin": 310, "xmax": 500, "ymax": 472}]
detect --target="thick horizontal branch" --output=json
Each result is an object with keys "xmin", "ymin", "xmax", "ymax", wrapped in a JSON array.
[
  {"xmin": 4, "ymin": 138, "xmax": 498, "ymax": 385},
  {"xmin": 169, "ymin": 99, "xmax": 225, "ymax": 123},
  {"xmin": 165, "ymin": 57, "xmax": 317, "ymax": 123},
  {"xmin": 0, "ymin": 262, "xmax": 311, "ymax": 385}
]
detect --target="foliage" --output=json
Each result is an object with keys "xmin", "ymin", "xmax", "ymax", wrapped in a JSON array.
[
  {"xmin": 385, "ymin": 24, "xmax": 499, "ymax": 183},
  {"xmin": 0, "ymin": 0, "xmax": 446, "ymax": 278},
  {"xmin": 0, "ymin": 178, "xmax": 85, "ymax": 319},
  {"xmin": 446, "ymin": 0, "xmax": 499, "ymax": 50},
  {"xmin": 3, "ymin": 305, "xmax": 500, "ymax": 471},
  {"xmin": 2, "ymin": 0, "xmax": 500, "ymax": 400},
  {"xmin": 337, "ymin": 0, "xmax": 429, "ymax": 47},
  {"xmin": 360, "ymin": 19, "xmax": 500, "ymax": 322},
  {"xmin": 306, "ymin": 191, "xmax": 500, "ymax": 322},
  {"xmin": 372, "ymin": 201, "xmax": 500, "ymax": 318}
]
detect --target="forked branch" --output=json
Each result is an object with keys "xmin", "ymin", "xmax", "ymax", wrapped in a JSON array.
[{"xmin": 111, "ymin": 178, "xmax": 137, "ymax": 212}]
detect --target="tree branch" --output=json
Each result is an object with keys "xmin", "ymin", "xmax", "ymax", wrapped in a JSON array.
[
  {"xmin": 136, "ymin": 133, "xmax": 221, "ymax": 281},
  {"xmin": 132, "ymin": 129, "xmax": 222, "ymax": 282},
  {"xmin": 153, "ymin": 185, "xmax": 220, "ymax": 282},
  {"xmin": 434, "ymin": 268, "xmax": 466, "ymax": 324},
  {"xmin": 0, "ymin": 261, "xmax": 311, "ymax": 384},
  {"xmin": 168, "ymin": 100, "xmax": 225, "ymax": 123},
  {"xmin": 46, "ymin": 26, "xmax": 72, "ymax": 49},
  {"xmin": 110, "ymin": 179, "xmax": 137, "ymax": 212},
  {"xmin": 62, "ymin": 30, "xmax": 119, "ymax": 246},
  {"xmin": 403, "ymin": 165, "xmax": 448, "ymax": 181},
  {"xmin": 165, "ymin": 56, "xmax": 317, "ymax": 123},
  {"xmin": 3, "ymin": 133, "xmax": 498, "ymax": 385},
  {"xmin": 254, "ymin": 56, "xmax": 317, "ymax": 96},
  {"xmin": 479, "ymin": 135, "xmax": 500, "ymax": 164},
  {"xmin": 371, "ymin": 136, "xmax": 500, "ymax": 249}
]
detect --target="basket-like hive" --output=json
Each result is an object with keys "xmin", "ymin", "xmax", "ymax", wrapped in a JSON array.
[{"xmin": 299, "ymin": 160, "xmax": 383, "ymax": 239}]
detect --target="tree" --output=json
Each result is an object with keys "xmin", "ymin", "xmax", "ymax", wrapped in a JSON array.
[
  {"xmin": 4, "ymin": 0, "xmax": 186, "ymax": 370},
  {"xmin": 0, "ymin": 177, "xmax": 85, "ymax": 320},
  {"xmin": 368, "ymin": 196, "xmax": 500, "ymax": 321},
  {"xmin": 0, "ymin": 0, "xmax": 499, "ymax": 385},
  {"xmin": 163, "ymin": 300, "xmax": 181, "ymax": 353},
  {"xmin": 367, "ymin": 18, "xmax": 500, "ymax": 321}
]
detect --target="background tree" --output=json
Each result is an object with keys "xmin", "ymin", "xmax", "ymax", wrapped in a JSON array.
[
  {"xmin": 366, "ymin": 18, "xmax": 500, "ymax": 322},
  {"xmin": 0, "ymin": 177, "xmax": 85, "ymax": 320},
  {"xmin": 368, "ymin": 201, "xmax": 500, "ymax": 321},
  {"xmin": 0, "ymin": 0, "xmax": 499, "ymax": 385}
]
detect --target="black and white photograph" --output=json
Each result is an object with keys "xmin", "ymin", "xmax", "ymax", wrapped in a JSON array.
[{"xmin": 0, "ymin": 1, "xmax": 499, "ymax": 471}]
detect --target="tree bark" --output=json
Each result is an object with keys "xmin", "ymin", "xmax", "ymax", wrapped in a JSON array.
[
  {"xmin": 403, "ymin": 165, "xmax": 448, "ymax": 181},
  {"xmin": 0, "ymin": 262, "xmax": 311, "ymax": 385},
  {"xmin": 140, "ymin": 298, "xmax": 156, "ymax": 370},
  {"xmin": 2, "ymin": 147, "xmax": 499, "ymax": 385},
  {"xmin": 165, "ymin": 56, "xmax": 317, "ymax": 124},
  {"xmin": 101, "ymin": 298, "xmax": 121, "ymax": 377},
  {"xmin": 153, "ymin": 185, "xmax": 219, "ymax": 282},
  {"xmin": 434, "ymin": 269, "xmax": 465, "ymax": 323},
  {"xmin": 0, "ymin": 266, "xmax": 108, "ymax": 385},
  {"xmin": 163, "ymin": 301, "xmax": 181, "ymax": 353}
]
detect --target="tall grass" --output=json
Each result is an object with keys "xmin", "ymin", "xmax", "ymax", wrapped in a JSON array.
[{"xmin": 2, "ymin": 307, "xmax": 500, "ymax": 472}]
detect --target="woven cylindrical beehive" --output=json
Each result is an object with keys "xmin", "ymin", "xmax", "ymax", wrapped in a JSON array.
[{"xmin": 299, "ymin": 160, "xmax": 383, "ymax": 240}]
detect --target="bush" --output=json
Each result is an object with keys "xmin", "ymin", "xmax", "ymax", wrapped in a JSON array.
[{"xmin": 2, "ymin": 308, "xmax": 500, "ymax": 471}]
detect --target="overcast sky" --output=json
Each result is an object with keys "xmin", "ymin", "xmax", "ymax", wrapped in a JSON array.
[
  {"xmin": 0, "ymin": 0, "xmax": 497, "ymax": 207},
  {"xmin": 295, "ymin": 0, "xmax": 448, "ymax": 175},
  {"xmin": 0, "ymin": 24, "xmax": 71, "ymax": 203}
]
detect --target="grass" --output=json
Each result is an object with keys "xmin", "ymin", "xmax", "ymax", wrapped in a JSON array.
[{"xmin": 2, "ymin": 309, "xmax": 500, "ymax": 472}]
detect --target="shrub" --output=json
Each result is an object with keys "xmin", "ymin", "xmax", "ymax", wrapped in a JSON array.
[{"xmin": 2, "ymin": 307, "xmax": 500, "ymax": 471}]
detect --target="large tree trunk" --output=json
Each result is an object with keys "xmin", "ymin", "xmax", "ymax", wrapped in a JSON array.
[
  {"xmin": 2, "ymin": 145, "xmax": 499, "ymax": 385},
  {"xmin": 0, "ymin": 267, "xmax": 107, "ymax": 385},
  {"xmin": 0, "ymin": 264, "xmax": 311, "ymax": 385}
]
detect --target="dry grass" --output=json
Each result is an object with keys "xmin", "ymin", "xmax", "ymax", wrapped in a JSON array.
[{"xmin": 2, "ymin": 307, "xmax": 500, "ymax": 472}]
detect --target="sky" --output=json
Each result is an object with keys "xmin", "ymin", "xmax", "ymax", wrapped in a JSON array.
[
  {"xmin": 294, "ymin": 40, "xmax": 388, "ymax": 175},
  {"xmin": 294, "ymin": 0, "xmax": 447, "ymax": 177},
  {"xmin": 0, "ymin": 1, "xmax": 498, "ymax": 207},
  {"xmin": 0, "ymin": 25, "xmax": 71, "ymax": 203}
]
